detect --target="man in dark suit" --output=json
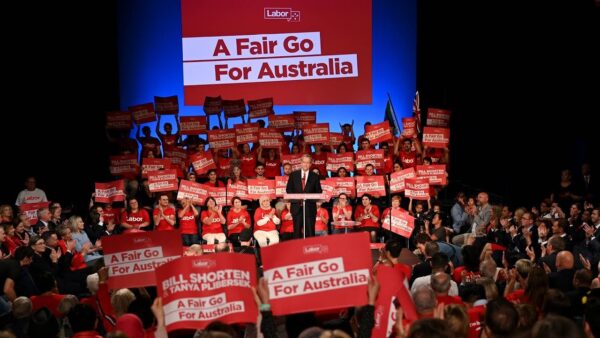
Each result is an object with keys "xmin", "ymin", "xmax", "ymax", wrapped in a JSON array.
[{"xmin": 286, "ymin": 154, "xmax": 322, "ymax": 238}]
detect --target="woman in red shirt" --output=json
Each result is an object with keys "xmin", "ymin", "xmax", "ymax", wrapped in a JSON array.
[
  {"xmin": 253, "ymin": 196, "xmax": 280, "ymax": 247},
  {"xmin": 258, "ymin": 146, "xmax": 281, "ymax": 179},
  {"xmin": 332, "ymin": 193, "xmax": 353, "ymax": 234},
  {"xmin": 205, "ymin": 169, "xmax": 225, "ymax": 187},
  {"xmin": 201, "ymin": 197, "xmax": 226, "ymax": 244},
  {"xmin": 178, "ymin": 198, "xmax": 199, "ymax": 246},
  {"xmin": 226, "ymin": 197, "xmax": 251, "ymax": 246},
  {"xmin": 354, "ymin": 194, "xmax": 380, "ymax": 242},
  {"xmin": 120, "ymin": 198, "xmax": 150, "ymax": 233},
  {"xmin": 234, "ymin": 143, "xmax": 257, "ymax": 179}
]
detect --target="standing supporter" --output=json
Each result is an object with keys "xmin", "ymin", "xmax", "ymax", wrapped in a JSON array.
[
  {"xmin": 153, "ymin": 194, "xmax": 176, "ymax": 231},
  {"xmin": 394, "ymin": 137, "xmax": 422, "ymax": 169},
  {"xmin": 200, "ymin": 197, "xmax": 226, "ymax": 244},
  {"xmin": 155, "ymin": 114, "xmax": 181, "ymax": 149},
  {"xmin": 136, "ymin": 125, "xmax": 162, "ymax": 159},
  {"xmin": 204, "ymin": 169, "xmax": 225, "ymax": 187},
  {"xmin": 15, "ymin": 176, "xmax": 48, "ymax": 207},
  {"xmin": 234, "ymin": 143, "xmax": 258, "ymax": 179},
  {"xmin": 226, "ymin": 197, "xmax": 250, "ymax": 246},
  {"xmin": 178, "ymin": 197, "xmax": 199, "ymax": 246},
  {"xmin": 340, "ymin": 121, "xmax": 356, "ymax": 151},
  {"xmin": 257, "ymin": 146, "xmax": 282, "ymax": 179},
  {"xmin": 311, "ymin": 144, "xmax": 328, "ymax": 179}
]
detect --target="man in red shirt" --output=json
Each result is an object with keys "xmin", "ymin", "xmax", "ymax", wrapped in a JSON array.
[{"xmin": 153, "ymin": 194, "xmax": 176, "ymax": 231}]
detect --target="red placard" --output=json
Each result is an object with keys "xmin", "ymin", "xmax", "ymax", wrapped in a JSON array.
[
  {"xmin": 148, "ymin": 169, "xmax": 179, "ymax": 192},
  {"xmin": 109, "ymin": 154, "xmax": 139, "ymax": 177},
  {"xmin": 156, "ymin": 254, "xmax": 258, "ymax": 332},
  {"xmin": 389, "ymin": 168, "xmax": 416, "ymax": 193},
  {"xmin": 404, "ymin": 178, "xmax": 430, "ymax": 200},
  {"xmin": 208, "ymin": 129, "xmax": 236, "ymax": 149},
  {"xmin": 294, "ymin": 111, "xmax": 317, "ymax": 129},
  {"xmin": 371, "ymin": 266, "xmax": 416, "ymax": 338},
  {"xmin": 329, "ymin": 177, "xmax": 356, "ymax": 198},
  {"xmin": 401, "ymin": 117, "xmax": 417, "ymax": 138},
  {"xmin": 154, "ymin": 95, "xmax": 179, "ymax": 115},
  {"xmin": 246, "ymin": 179, "xmax": 276, "ymax": 200},
  {"xmin": 382, "ymin": 209, "xmax": 414, "ymax": 238},
  {"xmin": 106, "ymin": 111, "xmax": 132, "ymax": 130},
  {"xmin": 129, "ymin": 103, "xmax": 156, "ymax": 124},
  {"xmin": 275, "ymin": 176, "xmax": 289, "ymax": 197},
  {"xmin": 177, "ymin": 180, "xmax": 209, "ymax": 204},
  {"xmin": 190, "ymin": 152, "xmax": 217, "ymax": 175},
  {"xmin": 281, "ymin": 154, "xmax": 303, "ymax": 171},
  {"xmin": 222, "ymin": 99, "xmax": 246, "ymax": 118},
  {"xmin": 355, "ymin": 149, "xmax": 385, "ymax": 171},
  {"xmin": 329, "ymin": 132, "xmax": 345, "ymax": 148},
  {"xmin": 262, "ymin": 232, "xmax": 371, "ymax": 315},
  {"xmin": 95, "ymin": 180, "xmax": 125, "ymax": 203},
  {"xmin": 365, "ymin": 121, "xmax": 393, "ymax": 144},
  {"xmin": 426, "ymin": 108, "xmax": 451, "ymax": 127},
  {"xmin": 203, "ymin": 96, "xmax": 222, "ymax": 115},
  {"xmin": 207, "ymin": 186, "xmax": 230, "ymax": 206},
  {"xmin": 422, "ymin": 127, "xmax": 450, "ymax": 148},
  {"xmin": 234, "ymin": 123, "xmax": 259, "ymax": 145},
  {"xmin": 258, "ymin": 129, "xmax": 285, "ymax": 148},
  {"xmin": 141, "ymin": 158, "xmax": 172, "ymax": 178},
  {"xmin": 320, "ymin": 179, "xmax": 336, "ymax": 201},
  {"xmin": 227, "ymin": 181, "xmax": 250, "ymax": 201},
  {"xmin": 181, "ymin": 0, "xmax": 372, "ymax": 105},
  {"xmin": 302, "ymin": 123, "xmax": 330, "ymax": 145},
  {"xmin": 326, "ymin": 153, "xmax": 355, "ymax": 172},
  {"xmin": 415, "ymin": 165, "xmax": 447, "ymax": 186},
  {"xmin": 103, "ymin": 231, "xmax": 181, "ymax": 289},
  {"xmin": 180, "ymin": 116, "xmax": 208, "ymax": 135},
  {"xmin": 247, "ymin": 97, "xmax": 274, "ymax": 119},
  {"xmin": 19, "ymin": 202, "xmax": 50, "ymax": 225},
  {"xmin": 355, "ymin": 176, "xmax": 385, "ymax": 198},
  {"xmin": 268, "ymin": 114, "xmax": 296, "ymax": 132},
  {"xmin": 164, "ymin": 148, "xmax": 188, "ymax": 167}
]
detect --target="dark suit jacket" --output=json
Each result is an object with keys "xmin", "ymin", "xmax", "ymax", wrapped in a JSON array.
[{"xmin": 286, "ymin": 170, "xmax": 322, "ymax": 216}]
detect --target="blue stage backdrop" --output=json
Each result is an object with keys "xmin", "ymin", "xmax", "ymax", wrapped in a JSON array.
[{"xmin": 117, "ymin": 0, "xmax": 416, "ymax": 137}]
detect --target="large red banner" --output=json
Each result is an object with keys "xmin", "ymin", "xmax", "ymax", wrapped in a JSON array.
[
  {"xmin": 246, "ymin": 179, "xmax": 276, "ymax": 200},
  {"xmin": 156, "ymin": 254, "xmax": 258, "ymax": 332},
  {"xmin": 371, "ymin": 266, "xmax": 417, "ymax": 338},
  {"xmin": 262, "ymin": 232, "xmax": 371, "ymax": 315},
  {"xmin": 181, "ymin": 0, "xmax": 372, "ymax": 105},
  {"xmin": 103, "ymin": 231, "xmax": 182, "ymax": 289}
]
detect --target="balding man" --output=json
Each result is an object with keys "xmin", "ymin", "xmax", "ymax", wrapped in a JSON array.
[
  {"xmin": 549, "ymin": 250, "xmax": 575, "ymax": 292},
  {"xmin": 412, "ymin": 287, "xmax": 437, "ymax": 318},
  {"xmin": 431, "ymin": 272, "xmax": 463, "ymax": 305}
]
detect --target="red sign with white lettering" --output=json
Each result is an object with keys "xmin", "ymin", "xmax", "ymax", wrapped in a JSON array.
[
  {"xmin": 156, "ymin": 254, "xmax": 258, "ymax": 332},
  {"xmin": 103, "ymin": 231, "xmax": 182, "ymax": 289},
  {"xmin": 404, "ymin": 178, "xmax": 430, "ymax": 200},
  {"xmin": 95, "ymin": 180, "xmax": 126, "ymax": 204},
  {"xmin": 262, "ymin": 232, "xmax": 372, "ymax": 315}
]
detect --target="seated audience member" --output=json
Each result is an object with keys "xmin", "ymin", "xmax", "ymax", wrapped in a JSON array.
[
  {"xmin": 200, "ymin": 197, "xmax": 226, "ymax": 244},
  {"xmin": 253, "ymin": 196, "xmax": 280, "ymax": 247}
]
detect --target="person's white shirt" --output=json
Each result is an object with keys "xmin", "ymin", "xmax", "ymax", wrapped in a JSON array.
[
  {"xmin": 301, "ymin": 170, "xmax": 309, "ymax": 186},
  {"xmin": 15, "ymin": 188, "xmax": 48, "ymax": 206},
  {"xmin": 410, "ymin": 275, "xmax": 459, "ymax": 296}
]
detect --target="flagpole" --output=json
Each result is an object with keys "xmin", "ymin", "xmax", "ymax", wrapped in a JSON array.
[{"xmin": 386, "ymin": 92, "xmax": 400, "ymax": 137}]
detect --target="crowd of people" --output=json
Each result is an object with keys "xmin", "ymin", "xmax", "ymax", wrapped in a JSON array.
[{"xmin": 0, "ymin": 113, "xmax": 598, "ymax": 338}]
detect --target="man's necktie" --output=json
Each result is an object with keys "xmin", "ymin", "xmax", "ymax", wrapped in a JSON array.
[{"xmin": 302, "ymin": 172, "xmax": 306, "ymax": 190}]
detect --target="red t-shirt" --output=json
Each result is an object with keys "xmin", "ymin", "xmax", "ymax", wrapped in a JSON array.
[
  {"xmin": 218, "ymin": 157, "xmax": 232, "ymax": 178},
  {"xmin": 240, "ymin": 153, "xmax": 257, "ymax": 178},
  {"xmin": 399, "ymin": 150, "xmax": 418, "ymax": 168},
  {"xmin": 201, "ymin": 211, "xmax": 224, "ymax": 235},
  {"xmin": 264, "ymin": 159, "xmax": 281, "ymax": 178},
  {"xmin": 253, "ymin": 207, "xmax": 278, "ymax": 232},
  {"xmin": 161, "ymin": 134, "xmax": 179, "ymax": 148},
  {"xmin": 280, "ymin": 209, "xmax": 294, "ymax": 233},
  {"xmin": 467, "ymin": 305, "xmax": 486, "ymax": 338},
  {"xmin": 31, "ymin": 293, "xmax": 66, "ymax": 317},
  {"xmin": 315, "ymin": 208, "xmax": 329, "ymax": 232},
  {"xmin": 381, "ymin": 154, "xmax": 394, "ymax": 174},
  {"xmin": 102, "ymin": 208, "xmax": 120, "ymax": 225},
  {"xmin": 140, "ymin": 138, "xmax": 162, "ymax": 158},
  {"xmin": 153, "ymin": 207, "xmax": 176, "ymax": 231},
  {"xmin": 355, "ymin": 205, "xmax": 380, "ymax": 228},
  {"xmin": 311, "ymin": 152, "xmax": 328, "ymax": 178},
  {"xmin": 178, "ymin": 208, "xmax": 198, "ymax": 235},
  {"xmin": 436, "ymin": 295, "xmax": 463, "ymax": 306},
  {"xmin": 332, "ymin": 205, "xmax": 353, "ymax": 229},
  {"xmin": 120, "ymin": 209, "xmax": 150, "ymax": 232},
  {"xmin": 226, "ymin": 209, "xmax": 250, "ymax": 234}
]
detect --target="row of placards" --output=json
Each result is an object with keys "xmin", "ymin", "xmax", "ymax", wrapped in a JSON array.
[{"xmin": 102, "ymin": 231, "xmax": 416, "ymax": 336}]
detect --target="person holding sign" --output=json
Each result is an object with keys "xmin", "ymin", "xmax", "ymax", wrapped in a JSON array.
[
  {"xmin": 201, "ymin": 197, "xmax": 226, "ymax": 244},
  {"xmin": 354, "ymin": 194, "xmax": 380, "ymax": 242},
  {"xmin": 285, "ymin": 154, "xmax": 322, "ymax": 238}
]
